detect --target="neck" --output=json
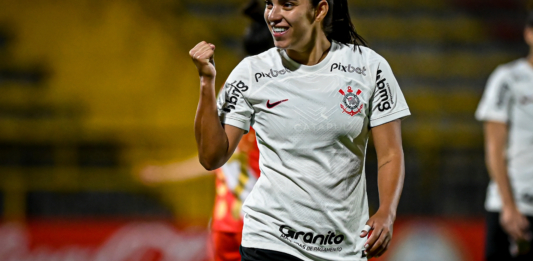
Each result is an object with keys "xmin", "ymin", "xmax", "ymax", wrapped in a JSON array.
[
  {"xmin": 528, "ymin": 52, "xmax": 533, "ymax": 66},
  {"xmin": 286, "ymin": 33, "xmax": 331, "ymax": 66}
]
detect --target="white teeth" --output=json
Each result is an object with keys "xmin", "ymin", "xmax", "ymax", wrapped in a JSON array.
[{"xmin": 273, "ymin": 27, "xmax": 287, "ymax": 33}]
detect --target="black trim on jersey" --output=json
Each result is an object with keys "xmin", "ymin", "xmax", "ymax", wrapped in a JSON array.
[
  {"xmin": 496, "ymin": 83, "xmax": 510, "ymax": 108},
  {"xmin": 240, "ymin": 246, "xmax": 303, "ymax": 261}
]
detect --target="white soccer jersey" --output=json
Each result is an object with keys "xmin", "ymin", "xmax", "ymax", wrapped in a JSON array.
[
  {"xmin": 476, "ymin": 58, "xmax": 533, "ymax": 216},
  {"xmin": 217, "ymin": 41, "xmax": 410, "ymax": 261}
]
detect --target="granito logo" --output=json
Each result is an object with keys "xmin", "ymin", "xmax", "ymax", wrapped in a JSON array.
[
  {"xmin": 376, "ymin": 69, "xmax": 393, "ymax": 112},
  {"xmin": 255, "ymin": 68, "xmax": 291, "ymax": 82},
  {"xmin": 222, "ymin": 80, "xmax": 249, "ymax": 113},
  {"xmin": 279, "ymin": 225, "xmax": 345, "ymax": 245},
  {"xmin": 331, "ymin": 63, "xmax": 366, "ymax": 76}
]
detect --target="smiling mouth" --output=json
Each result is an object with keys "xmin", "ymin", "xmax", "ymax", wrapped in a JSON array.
[
  {"xmin": 271, "ymin": 26, "xmax": 289, "ymax": 38},
  {"xmin": 272, "ymin": 27, "xmax": 288, "ymax": 33}
]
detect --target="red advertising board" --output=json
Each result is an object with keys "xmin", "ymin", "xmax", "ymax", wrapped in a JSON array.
[
  {"xmin": 0, "ymin": 220, "xmax": 210, "ymax": 261},
  {"xmin": 0, "ymin": 217, "xmax": 485, "ymax": 261},
  {"xmin": 374, "ymin": 217, "xmax": 486, "ymax": 261}
]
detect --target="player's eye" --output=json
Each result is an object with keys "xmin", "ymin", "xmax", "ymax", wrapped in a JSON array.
[
  {"xmin": 284, "ymin": 2, "xmax": 294, "ymax": 8},
  {"xmin": 265, "ymin": 0, "xmax": 273, "ymax": 8}
]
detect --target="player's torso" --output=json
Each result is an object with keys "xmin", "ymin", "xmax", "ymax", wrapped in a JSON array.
[
  {"xmin": 243, "ymin": 47, "xmax": 377, "ymax": 206},
  {"xmin": 508, "ymin": 64, "xmax": 533, "ymax": 130},
  {"xmin": 239, "ymin": 46, "xmax": 373, "ymax": 261},
  {"xmin": 506, "ymin": 63, "xmax": 533, "ymax": 158}
]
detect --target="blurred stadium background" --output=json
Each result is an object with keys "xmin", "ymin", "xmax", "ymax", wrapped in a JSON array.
[{"xmin": 0, "ymin": 0, "xmax": 529, "ymax": 260}]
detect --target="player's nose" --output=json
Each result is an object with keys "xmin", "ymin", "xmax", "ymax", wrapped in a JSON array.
[{"xmin": 266, "ymin": 5, "xmax": 282, "ymax": 25}]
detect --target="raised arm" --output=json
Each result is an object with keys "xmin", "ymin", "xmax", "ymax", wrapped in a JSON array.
[
  {"xmin": 484, "ymin": 121, "xmax": 530, "ymax": 241},
  {"xmin": 190, "ymin": 41, "xmax": 244, "ymax": 170},
  {"xmin": 361, "ymin": 119, "xmax": 405, "ymax": 258}
]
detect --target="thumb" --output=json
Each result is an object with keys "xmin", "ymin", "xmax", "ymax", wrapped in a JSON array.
[
  {"xmin": 207, "ymin": 44, "xmax": 216, "ymax": 67},
  {"xmin": 209, "ymin": 55, "xmax": 216, "ymax": 68}
]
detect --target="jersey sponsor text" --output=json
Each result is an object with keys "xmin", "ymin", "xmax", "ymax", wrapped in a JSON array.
[
  {"xmin": 255, "ymin": 68, "xmax": 292, "ymax": 82},
  {"xmin": 279, "ymin": 224, "xmax": 345, "ymax": 246},
  {"xmin": 331, "ymin": 62, "xmax": 366, "ymax": 76},
  {"xmin": 222, "ymin": 80, "xmax": 249, "ymax": 113},
  {"xmin": 376, "ymin": 69, "xmax": 393, "ymax": 112}
]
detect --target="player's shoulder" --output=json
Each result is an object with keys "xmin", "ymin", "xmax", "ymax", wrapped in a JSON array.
[
  {"xmin": 230, "ymin": 48, "xmax": 279, "ymax": 79},
  {"xmin": 493, "ymin": 58, "xmax": 526, "ymax": 76},
  {"xmin": 242, "ymin": 47, "xmax": 279, "ymax": 65},
  {"xmin": 334, "ymin": 43, "xmax": 388, "ymax": 64}
]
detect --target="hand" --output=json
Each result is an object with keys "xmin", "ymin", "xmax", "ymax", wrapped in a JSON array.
[
  {"xmin": 189, "ymin": 41, "xmax": 216, "ymax": 78},
  {"xmin": 500, "ymin": 206, "xmax": 531, "ymax": 241},
  {"xmin": 360, "ymin": 210, "xmax": 395, "ymax": 259}
]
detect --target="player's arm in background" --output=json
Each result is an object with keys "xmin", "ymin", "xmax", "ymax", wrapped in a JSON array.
[
  {"xmin": 189, "ymin": 42, "xmax": 244, "ymax": 170},
  {"xmin": 361, "ymin": 119, "xmax": 405, "ymax": 259},
  {"xmin": 137, "ymin": 157, "xmax": 213, "ymax": 185},
  {"xmin": 484, "ymin": 121, "xmax": 530, "ymax": 241}
]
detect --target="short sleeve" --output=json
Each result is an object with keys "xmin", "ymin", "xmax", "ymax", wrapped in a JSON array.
[
  {"xmin": 217, "ymin": 59, "xmax": 254, "ymax": 133},
  {"xmin": 368, "ymin": 55, "xmax": 411, "ymax": 127},
  {"xmin": 475, "ymin": 66, "xmax": 512, "ymax": 123}
]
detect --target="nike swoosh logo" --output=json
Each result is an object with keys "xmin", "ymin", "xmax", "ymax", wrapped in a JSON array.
[{"xmin": 266, "ymin": 99, "xmax": 288, "ymax": 109}]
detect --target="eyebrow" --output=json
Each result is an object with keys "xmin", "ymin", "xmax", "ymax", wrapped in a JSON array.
[{"xmin": 278, "ymin": 0, "xmax": 299, "ymax": 3}]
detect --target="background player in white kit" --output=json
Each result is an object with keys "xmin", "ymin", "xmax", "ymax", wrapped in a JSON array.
[
  {"xmin": 476, "ymin": 10, "xmax": 533, "ymax": 261},
  {"xmin": 190, "ymin": 0, "xmax": 409, "ymax": 260}
]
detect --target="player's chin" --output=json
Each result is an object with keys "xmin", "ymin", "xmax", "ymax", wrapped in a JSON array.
[
  {"xmin": 273, "ymin": 39, "xmax": 290, "ymax": 49},
  {"xmin": 274, "ymin": 37, "xmax": 290, "ymax": 49}
]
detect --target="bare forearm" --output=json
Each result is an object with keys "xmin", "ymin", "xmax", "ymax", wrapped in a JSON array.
[
  {"xmin": 487, "ymin": 145, "xmax": 515, "ymax": 209},
  {"xmin": 484, "ymin": 122, "xmax": 516, "ymax": 209},
  {"xmin": 376, "ymin": 152, "xmax": 405, "ymax": 217},
  {"xmin": 194, "ymin": 76, "xmax": 229, "ymax": 170}
]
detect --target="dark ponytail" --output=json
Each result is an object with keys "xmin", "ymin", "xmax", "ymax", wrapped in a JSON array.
[{"xmin": 312, "ymin": 0, "xmax": 367, "ymax": 51}]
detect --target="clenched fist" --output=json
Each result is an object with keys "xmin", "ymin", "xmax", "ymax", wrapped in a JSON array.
[{"xmin": 189, "ymin": 41, "xmax": 216, "ymax": 78}]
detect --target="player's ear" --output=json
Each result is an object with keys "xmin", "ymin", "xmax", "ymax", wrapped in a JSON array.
[{"xmin": 314, "ymin": 0, "xmax": 329, "ymax": 23}]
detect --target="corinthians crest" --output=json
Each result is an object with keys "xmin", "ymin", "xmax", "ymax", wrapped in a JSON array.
[{"xmin": 339, "ymin": 86, "xmax": 363, "ymax": 116}]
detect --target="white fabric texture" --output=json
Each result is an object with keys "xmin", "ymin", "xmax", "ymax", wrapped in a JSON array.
[
  {"xmin": 217, "ymin": 41, "xmax": 410, "ymax": 260},
  {"xmin": 476, "ymin": 58, "xmax": 533, "ymax": 215}
]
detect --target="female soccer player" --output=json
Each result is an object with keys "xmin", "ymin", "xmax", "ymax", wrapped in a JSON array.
[
  {"xmin": 476, "ymin": 10, "xmax": 533, "ymax": 261},
  {"xmin": 189, "ymin": 0, "xmax": 409, "ymax": 260}
]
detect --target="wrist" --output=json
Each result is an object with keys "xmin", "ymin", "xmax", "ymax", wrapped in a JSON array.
[
  {"xmin": 502, "ymin": 204, "xmax": 519, "ymax": 213},
  {"xmin": 200, "ymin": 75, "xmax": 216, "ymax": 84},
  {"xmin": 199, "ymin": 76, "xmax": 216, "ymax": 94},
  {"xmin": 376, "ymin": 207, "xmax": 397, "ymax": 221}
]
